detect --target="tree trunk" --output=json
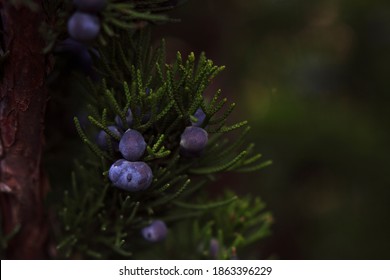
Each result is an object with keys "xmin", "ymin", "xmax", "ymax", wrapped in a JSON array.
[{"xmin": 0, "ymin": 0, "xmax": 50, "ymax": 259}]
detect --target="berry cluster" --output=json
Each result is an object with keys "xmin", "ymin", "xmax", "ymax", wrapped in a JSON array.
[
  {"xmin": 68, "ymin": 0, "xmax": 106, "ymax": 42},
  {"xmin": 98, "ymin": 108, "xmax": 170, "ymax": 242},
  {"xmin": 180, "ymin": 108, "xmax": 208, "ymax": 157},
  {"xmin": 96, "ymin": 108, "xmax": 154, "ymax": 192},
  {"xmin": 97, "ymin": 106, "xmax": 208, "ymax": 242},
  {"xmin": 55, "ymin": 1, "xmax": 106, "ymax": 76},
  {"xmin": 101, "ymin": 107, "xmax": 209, "ymax": 191}
]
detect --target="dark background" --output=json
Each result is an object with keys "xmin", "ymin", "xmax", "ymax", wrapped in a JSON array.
[{"xmin": 154, "ymin": 0, "xmax": 390, "ymax": 259}]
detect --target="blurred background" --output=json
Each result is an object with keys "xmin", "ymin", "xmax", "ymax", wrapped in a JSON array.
[{"xmin": 154, "ymin": 0, "xmax": 390, "ymax": 259}]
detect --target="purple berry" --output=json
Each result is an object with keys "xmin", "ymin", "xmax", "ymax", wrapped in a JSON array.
[
  {"xmin": 96, "ymin": 125, "xmax": 122, "ymax": 151},
  {"xmin": 55, "ymin": 38, "xmax": 94, "ymax": 74},
  {"xmin": 119, "ymin": 129, "xmax": 146, "ymax": 161},
  {"xmin": 191, "ymin": 108, "xmax": 206, "ymax": 127},
  {"xmin": 68, "ymin": 12, "xmax": 100, "ymax": 42},
  {"xmin": 108, "ymin": 159, "xmax": 153, "ymax": 191},
  {"xmin": 141, "ymin": 220, "xmax": 168, "ymax": 242},
  {"xmin": 56, "ymin": 38, "xmax": 85, "ymax": 53},
  {"xmin": 73, "ymin": 0, "xmax": 107, "ymax": 13},
  {"xmin": 209, "ymin": 238, "xmax": 219, "ymax": 259},
  {"xmin": 180, "ymin": 126, "xmax": 208, "ymax": 157},
  {"xmin": 115, "ymin": 108, "xmax": 134, "ymax": 129}
]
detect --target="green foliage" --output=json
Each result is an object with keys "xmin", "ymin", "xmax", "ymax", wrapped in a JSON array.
[
  {"xmin": 41, "ymin": 0, "xmax": 182, "ymax": 52},
  {"xmin": 99, "ymin": 1, "xmax": 180, "ymax": 45},
  {"xmin": 56, "ymin": 26, "xmax": 270, "ymax": 259},
  {"xmin": 136, "ymin": 191, "xmax": 272, "ymax": 259}
]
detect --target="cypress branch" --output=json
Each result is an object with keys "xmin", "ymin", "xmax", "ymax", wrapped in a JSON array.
[
  {"xmin": 243, "ymin": 153, "xmax": 263, "ymax": 166},
  {"xmin": 208, "ymin": 102, "xmax": 236, "ymax": 125},
  {"xmin": 173, "ymin": 196, "xmax": 238, "ymax": 210},
  {"xmin": 207, "ymin": 126, "xmax": 251, "ymax": 163},
  {"xmin": 102, "ymin": 22, "xmax": 115, "ymax": 37},
  {"xmin": 190, "ymin": 151, "xmax": 248, "ymax": 174},
  {"xmin": 210, "ymin": 120, "xmax": 249, "ymax": 133},
  {"xmin": 87, "ymin": 115, "xmax": 121, "ymax": 141},
  {"xmin": 156, "ymin": 183, "xmax": 171, "ymax": 193},
  {"xmin": 107, "ymin": 18, "xmax": 138, "ymax": 30},
  {"xmin": 152, "ymin": 134, "xmax": 165, "ymax": 152},
  {"xmin": 125, "ymin": 201, "xmax": 140, "ymax": 225},
  {"xmin": 235, "ymin": 160, "xmax": 273, "ymax": 173},
  {"xmin": 148, "ymin": 179, "xmax": 190, "ymax": 208},
  {"xmin": 105, "ymin": 89, "xmax": 126, "ymax": 121},
  {"xmin": 61, "ymin": 28, "xmax": 272, "ymax": 259},
  {"xmin": 74, "ymin": 117, "xmax": 114, "ymax": 161},
  {"xmin": 207, "ymin": 97, "xmax": 228, "ymax": 118},
  {"xmin": 180, "ymin": 180, "xmax": 208, "ymax": 199},
  {"xmin": 166, "ymin": 69, "xmax": 183, "ymax": 115}
]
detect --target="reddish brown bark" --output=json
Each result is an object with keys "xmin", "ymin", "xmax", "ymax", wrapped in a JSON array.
[{"xmin": 0, "ymin": 1, "xmax": 51, "ymax": 259}]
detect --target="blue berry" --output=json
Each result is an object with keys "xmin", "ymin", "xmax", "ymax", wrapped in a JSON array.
[
  {"xmin": 96, "ymin": 125, "xmax": 122, "ymax": 151},
  {"xmin": 119, "ymin": 129, "xmax": 146, "ymax": 161},
  {"xmin": 108, "ymin": 159, "xmax": 153, "ymax": 191},
  {"xmin": 180, "ymin": 126, "xmax": 208, "ymax": 157},
  {"xmin": 73, "ymin": 0, "xmax": 107, "ymax": 13},
  {"xmin": 56, "ymin": 37, "xmax": 86, "ymax": 54},
  {"xmin": 115, "ymin": 108, "xmax": 134, "ymax": 129},
  {"xmin": 68, "ymin": 12, "xmax": 100, "ymax": 42},
  {"xmin": 141, "ymin": 220, "xmax": 168, "ymax": 242},
  {"xmin": 191, "ymin": 108, "xmax": 206, "ymax": 127}
]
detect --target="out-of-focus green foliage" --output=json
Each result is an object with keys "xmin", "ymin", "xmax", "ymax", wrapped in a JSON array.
[{"xmin": 153, "ymin": 0, "xmax": 390, "ymax": 259}]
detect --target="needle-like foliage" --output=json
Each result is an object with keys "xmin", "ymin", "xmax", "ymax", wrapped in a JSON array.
[{"xmin": 54, "ymin": 3, "xmax": 271, "ymax": 260}]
